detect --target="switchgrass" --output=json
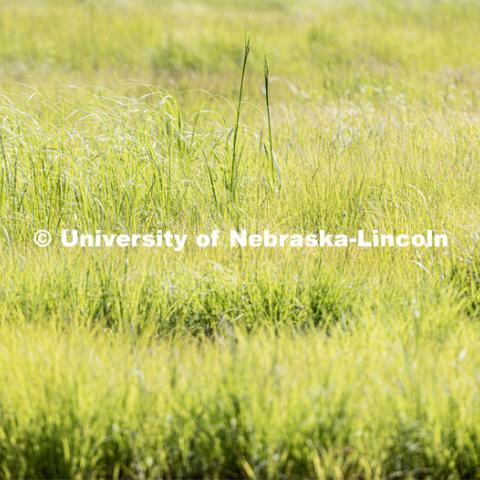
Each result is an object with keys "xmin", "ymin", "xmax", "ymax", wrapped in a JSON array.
[{"xmin": 1, "ymin": 0, "xmax": 480, "ymax": 478}]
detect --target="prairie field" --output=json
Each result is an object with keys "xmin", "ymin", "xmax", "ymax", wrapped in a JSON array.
[{"xmin": 1, "ymin": 0, "xmax": 480, "ymax": 478}]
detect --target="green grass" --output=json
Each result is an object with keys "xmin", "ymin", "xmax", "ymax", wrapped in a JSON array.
[{"xmin": 1, "ymin": 0, "xmax": 480, "ymax": 478}]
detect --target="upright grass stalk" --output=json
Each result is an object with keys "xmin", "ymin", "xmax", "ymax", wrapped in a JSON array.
[
  {"xmin": 228, "ymin": 36, "xmax": 251, "ymax": 200},
  {"xmin": 264, "ymin": 56, "xmax": 282, "ymax": 192}
]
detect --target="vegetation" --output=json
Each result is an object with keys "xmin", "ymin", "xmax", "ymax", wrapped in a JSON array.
[{"xmin": 1, "ymin": 0, "xmax": 480, "ymax": 477}]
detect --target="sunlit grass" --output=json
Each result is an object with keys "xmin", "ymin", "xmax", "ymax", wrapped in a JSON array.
[{"xmin": 1, "ymin": 0, "xmax": 480, "ymax": 477}]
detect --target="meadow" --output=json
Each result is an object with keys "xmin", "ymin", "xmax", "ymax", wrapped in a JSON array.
[{"xmin": 1, "ymin": 0, "xmax": 480, "ymax": 478}]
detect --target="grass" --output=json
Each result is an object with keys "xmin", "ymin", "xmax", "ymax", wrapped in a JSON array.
[
  {"xmin": 1, "ymin": 0, "xmax": 480, "ymax": 478},
  {"xmin": 2, "ymin": 318, "xmax": 480, "ymax": 479}
]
